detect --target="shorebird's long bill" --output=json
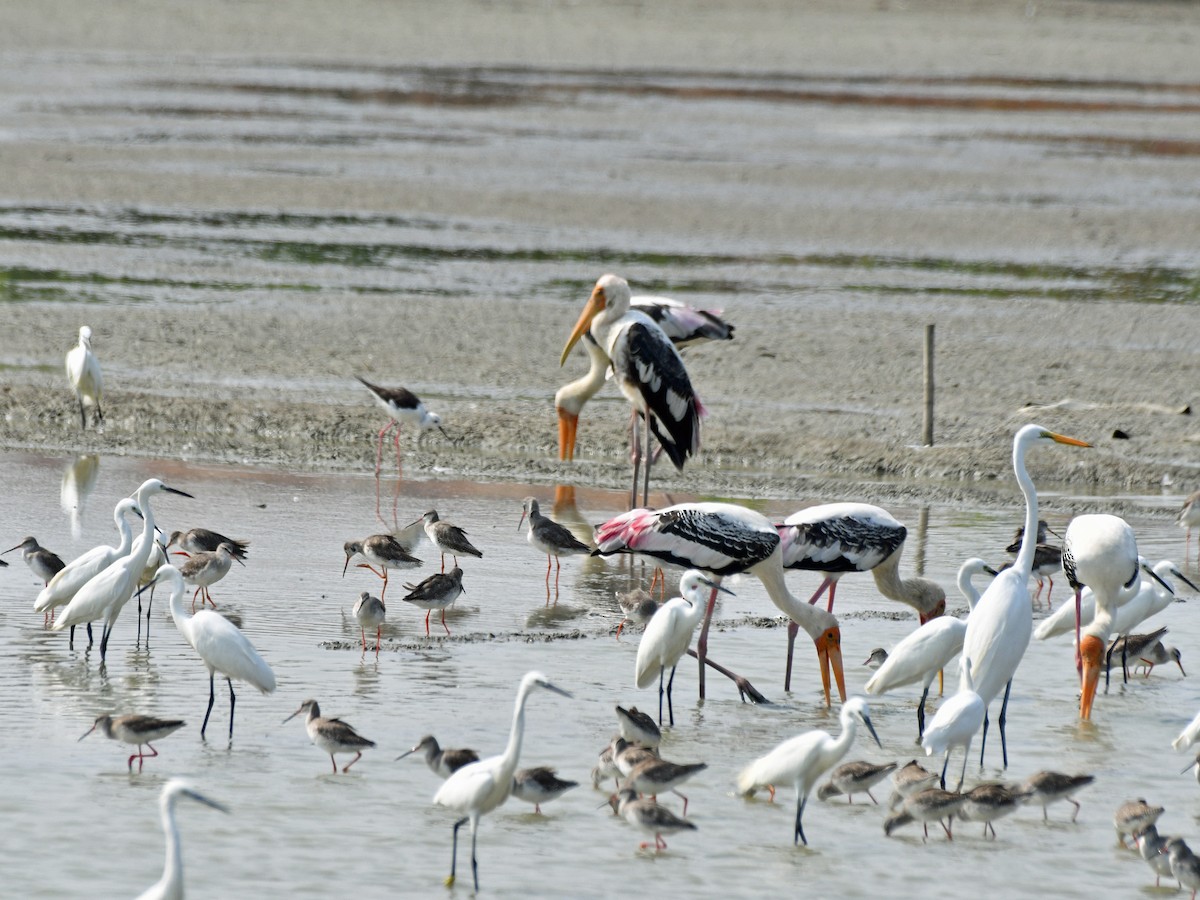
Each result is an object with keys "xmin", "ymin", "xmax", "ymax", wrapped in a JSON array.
[
  {"xmin": 182, "ymin": 789, "xmax": 229, "ymax": 814},
  {"xmin": 394, "ymin": 748, "xmax": 418, "ymax": 761},
  {"xmin": 341, "ymin": 555, "xmax": 353, "ymax": 578},
  {"xmin": 1045, "ymin": 431, "xmax": 1091, "ymax": 448},
  {"xmin": 557, "ymin": 409, "xmax": 579, "ymax": 461},
  {"xmin": 78, "ymin": 724, "xmax": 97, "ymax": 742},
  {"xmin": 1079, "ymin": 634, "xmax": 1105, "ymax": 720},
  {"xmin": 559, "ymin": 287, "xmax": 606, "ymax": 367},
  {"xmin": 282, "ymin": 707, "xmax": 305, "ymax": 724}
]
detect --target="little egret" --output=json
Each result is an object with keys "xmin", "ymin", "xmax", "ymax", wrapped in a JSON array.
[
  {"xmin": 52, "ymin": 478, "xmax": 193, "ymax": 661},
  {"xmin": 865, "ymin": 557, "xmax": 996, "ymax": 737},
  {"xmin": 34, "ymin": 500, "xmax": 137, "ymax": 627},
  {"xmin": 65, "ymin": 324, "xmax": 103, "ymax": 429},
  {"xmin": 921, "ymin": 659, "xmax": 986, "ymax": 791},
  {"xmin": 284, "ymin": 699, "xmax": 376, "ymax": 773},
  {"xmin": 136, "ymin": 779, "xmax": 227, "ymax": 900},
  {"xmin": 143, "ymin": 564, "xmax": 276, "ymax": 740},
  {"xmin": 636, "ymin": 569, "xmax": 733, "ymax": 725},
  {"xmin": 433, "ymin": 671, "xmax": 571, "ymax": 891},
  {"xmin": 736, "ymin": 696, "xmax": 881, "ymax": 845}
]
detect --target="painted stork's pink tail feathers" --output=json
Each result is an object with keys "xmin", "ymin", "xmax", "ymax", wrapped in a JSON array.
[{"xmin": 593, "ymin": 508, "xmax": 657, "ymax": 553}]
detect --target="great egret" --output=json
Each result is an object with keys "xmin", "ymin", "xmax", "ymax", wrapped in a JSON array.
[
  {"xmin": 511, "ymin": 767, "xmax": 578, "ymax": 814},
  {"xmin": 413, "ymin": 509, "xmax": 482, "ymax": 572},
  {"xmin": 957, "ymin": 424, "xmax": 1089, "ymax": 763},
  {"xmin": 78, "ymin": 714, "xmax": 186, "ymax": 772},
  {"xmin": 1178, "ymin": 489, "xmax": 1200, "ymax": 562},
  {"xmin": 736, "ymin": 696, "xmax": 881, "ymax": 845},
  {"xmin": 353, "ymin": 591, "xmax": 386, "ymax": 652},
  {"xmin": 865, "ymin": 557, "xmax": 996, "ymax": 737},
  {"xmin": 65, "ymin": 324, "xmax": 103, "ymax": 429},
  {"xmin": 610, "ymin": 788, "xmax": 697, "ymax": 852},
  {"xmin": 178, "ymin": 542, "xmax": 243, "ymax": 610},
  {"xmin": 356, "ymin": 375, "xmax": 449, "ymax": 475},
  {"xmin": 401, "ymin": 567, "xmax": 464, "ymax": 636},
  {"xmin": 635, "ymin": 569, "xmax": 733, "ymax": 725},
  {"xmin": 560, "ymin": 274, "xmax": 702, "ymax": 507},
  {"xmin": 135, "ymin": 779, "xmax": 227, "ymax": 900},
  {"xmin": 1064, "ymin": 513, "xmax": 1141, "ymax": 720},
  {"xmin": 341, "ymin": 533, "xmax": 421, "ymax": 600},
  {"xmin": 396, "ymin": 735, "xmax": 479, "ymax": 777},
  {"xmin": 777, "ymin": 502, "xmax": 945, "ymax": 624},
  {"xmin": 433, "ymin": 670, "xmax": 571, "ymax": 891},
  {"xmin": 144, "ymin": 564, "xmax": 276, "ymax": 740},
  {"xmin": 593, "ymin": 502, "xmax": 840, "ymax": 706},
  {"xmin": 52, "ymin": 478, "xmax": 193, "ymax": 661},
  {"xmin": 1016, "ymin": 770, "xmax": 1094, "ymax": 822},
  {"xmin": 518, "ymin": 497, "xmax": 590, "ymax": 592},
  {"xmin": 284, "ymin": 698, "xmax": 376, "ymax": 773}
]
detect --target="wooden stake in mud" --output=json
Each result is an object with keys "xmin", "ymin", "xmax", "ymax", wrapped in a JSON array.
[{"xmin": 923, "ymin": 324, "xmax": 935, "ymax": 446}]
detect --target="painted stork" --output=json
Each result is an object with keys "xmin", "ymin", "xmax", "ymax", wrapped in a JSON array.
[
  {"xmin": 592, "ymin": 501, "xmax": 844, "ymax": 707},
  {"xmin": 560, "ymin": 275, "xmax": 701, "ymax": 507}
]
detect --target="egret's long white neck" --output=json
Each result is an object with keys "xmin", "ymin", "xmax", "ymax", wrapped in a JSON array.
[
  {"xmin": 958, "ymin": 569, "xmax": 984, "ymax": 611},
  {"xmin": 158, "ymin": 792, "xmax": 183, "ymax": 899},
  {"xmin": 498, "ymin": 682, "xmax": 534, "ymax": 787},
  {"xmin": 163, "ymin": 568, "xmax": 189, "ymax": 631},
  {"xmin": 1013, "ymin": 436, "xmax": 1040, "ymax": 578}
]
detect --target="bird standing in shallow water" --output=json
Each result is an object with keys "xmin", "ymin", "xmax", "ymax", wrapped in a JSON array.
[
  {"xmin": 284, "ymin": 699, "xmax": 376, "ymax": 773},
  {"xmin": 884, "ymin": 788, "xmax": 967, "ymax": 841},
  {"xmin": 817, "ymin": 760, "xmax": 898, "ymax": 805},
  {"xmin": 141, "ymin": 564, "xmax": 276, "ymax": 740},
  {"xmin": 432, "ymin": 671, "xmax": 571, "ymax": 892},
  {"xmin": 342, "ymin": 533, "xmax": 421, "ymax": 601},
  {"xmin": 415, "ymin": 510, "xmax": 482, "ymax": 572},
  {"xmin": 178, "ymin": 542, "xmax": 243, "ymax": 610},
  {"xmin": 512, "ymin": 767, "xmax": 578, "ymax": 814},
  {"xmin": 136, "ymin": 779, "xmax": 227, "ymax": 900},
  {"xmin": 518, "ymin": 497, "xmax": 590, "ymax": 596},
  {"xmin": 615, "ymin": 587, "xmax": 662, "ymax": 639},
  {"xmin": 402, "ymin": 567, "xmax": 464, "ymax": 636},
  {"xmin": 356, "ymin": 376, "xmax": 449, "ymax": 476},
  {"xmin": 615, "ymin": 705, "xmax": 661, "ymax": 749},
  {"xmin": 610, "ymin": 788, "xmax": 697, "ymax": 852},
  {"xmin": 4, "ymin": 536, "xmax": 66, "ymax": 587},
  {"xmin": 353, "ymin": 591, "xmax": 385, "ymax": 652},
  {"xmin": 1114, "ymin": 799, "xmax": 1165, "ymax": 848},
  {"xmin": 397, "ymin": 735, "xmax": 479, "ymax": 778},
  {"xmin": 1178, "ymin": 489, "xmax": 1200, "ymax": 563},
  {"xmin": 79, "ymin": 714, "xmax": 186, "ymax": 772},
  {"xmin": 167, "ymin": 528, "xmax": 249, "ymax": 561},
  {"xmin": 66, "ymin": 324, "xmax": 103, "ymax": 429},
  {"xmin": 737, "ymin": 696, "xmax": 881, "ymax": 845},
  {"xmin": 1017, "ymin": 770, "xmax": 1094, "ymax": 822}
]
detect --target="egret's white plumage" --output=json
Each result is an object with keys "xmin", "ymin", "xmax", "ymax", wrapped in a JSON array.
[
  {"xmin": 736, "ymin": 696, "xmax": 881, "ymax": 845},
  {"xmin": 65, "ymin": 324, "xmax": 103, "ymax": 429},
  {"xmin": 52, "ymin": 478, "xmax": 192, "ymax": 661},
  {"xmin": 432, "ymin": 671, "xmax": 571, "ymax": 891},
  {"xmin": 921, "ymin": 660, "xmax": 986, "ymax": 792},
  {"xmin": 954, "ymin": 425, "xmax": 1088, "ymax": 763},
  {"xmin": 1178, "ymin": 489, "xmax": 1200, "ymax": 562},
  {"xmin": 149, "ymin": 564, "xmax": 276, "ymax": 739},
  {"xmin": 35, "ymin": 498, "xmax": 139, "ymax": 616},
  {"xmin": 1174, "ymin": 710, "xmax": 1200, "ymax": 753},
  {"xmin": 136, "ymin": 779, "xmax": 227, "ymax": 900},
  {"xmin": 865, "ymin": 557, "xmax": 995, "ymax": 737}
]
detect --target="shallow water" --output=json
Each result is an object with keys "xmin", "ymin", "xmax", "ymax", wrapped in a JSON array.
[{"xmin": 1, "ymin": 451, "xmax": 1197, "ymax": 898}]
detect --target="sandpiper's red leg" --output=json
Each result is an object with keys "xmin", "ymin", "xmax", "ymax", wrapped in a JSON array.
[
  {"xmin": 343, "ymin": 751, "xmax": 363, "ymax": 772},
  {"xmin": 375, "ymin": 626, "xmax": 381, "ymax": 653},
  {"xmin": 441, "ymin": 609, "xmax": 450, "ymax": 636},
  {"xmin": 424, "ymin": 610, "xmax": 431, "ymax": 637}
]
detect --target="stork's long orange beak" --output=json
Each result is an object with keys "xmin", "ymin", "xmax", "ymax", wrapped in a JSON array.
[
  {"xmin": 557, "ymin": 408, "xmax": 579, "ymax": 461},
  {"xmin": 919, "ymin": 598, "xmax": 946, "ymax": 626},
  {"xmin": 1079, "ymin": 634, "xmax": 1105, "ymax": 720},
  {"xmin": 559, "ymin": 285, "xmax": 606, "ymax": 367},
  {"xmin": 815, "ymin": 627, "xmax": 846, "ymax": 708}
]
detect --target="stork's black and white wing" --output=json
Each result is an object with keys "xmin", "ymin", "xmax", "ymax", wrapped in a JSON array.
[{"xmin": 778, "ymin": 502, "xmax": 906, "ymax": 574}]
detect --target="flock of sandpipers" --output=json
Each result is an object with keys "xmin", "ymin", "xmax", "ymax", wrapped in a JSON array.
[{"xmin": 7, "ymin": 275, "xmax": 1200, "ymax": 896}]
